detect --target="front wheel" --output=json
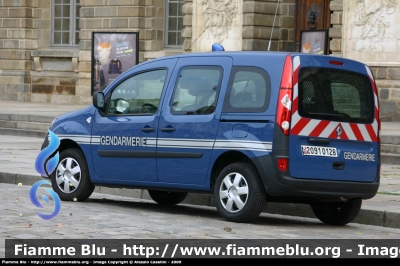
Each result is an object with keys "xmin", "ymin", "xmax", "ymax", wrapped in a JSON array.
[
  {"xmin": 214, "ymin": 162, "xmax": 266, "ymax": 223},
  {"xmin": 51, "ymin": 148, "xmax": 95, "ymax": 201},
  {"xmin": 148, "ymin": 190, "xmax": 188, "ymax": 205},
  {"xmin": 310, "ymin": 199, "xmax": 362, "ymax": 225}
]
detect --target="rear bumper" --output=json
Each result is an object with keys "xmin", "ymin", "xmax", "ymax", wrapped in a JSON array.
[{"xmin": 252, "ymin": 152, "xmax": 380, "ymax": 201}]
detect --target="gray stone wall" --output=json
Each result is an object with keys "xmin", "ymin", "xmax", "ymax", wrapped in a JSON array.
[
  {"xmin": 0, "ymin": 0, "xmax": 83, "ymax": 104},
  {"xmin": 332, "ymin": 0, "xmax": 400, "ymax": 122},
  {"xmin": 370, "ymin": 66, "xmax": 400, "ymax": 122},
  {"xmin": 1, "ymin": 0, "xmax": 399, "ymax": 123},
  {"xmin": 336, "ymin": 0, "xmax": 400, "ymax": 121},
  {"xmin": 242, "ymin": 0, "xmax": 295, "ymax": 51},
  {"xmin": 30, "ymin": 49, "xmax": 81, "ymax": 104},
  {"xmin": 329, "ymin": 0, "xmax": 342, "ymax": 57},
  {"xmin": 182, "ymin": 0, "xmax": 295, "ymax": 52},
  {"xmin": 79, "ymin": 0, "xmax": 164, "ymax": 64},
  {"xmin": 182, "ymin": 0, "xmax": 192, "ymax": 52},
  {"xmin": 77, "ymin": 0, "xmax": 165, "ymax": 101},
  {"xmin": 0, "ymin": 0, "xmax": 36, "ymax": 102},
  {"xmin": 0, "ymin": 0, "xmax": 166, "ymax": 104}
]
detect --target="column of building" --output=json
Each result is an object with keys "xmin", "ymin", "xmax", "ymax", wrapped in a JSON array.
[
  {"xmin": 329, "ymin": 0, "xmax": 342, "ymax": 57},
  {"xmin": 0, "ymin": 0, "xmax": 37, "ymax": 102}
]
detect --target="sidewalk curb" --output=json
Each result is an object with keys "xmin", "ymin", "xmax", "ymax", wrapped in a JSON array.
[{"xmin": 1, "ymin": 172, "xmax": 398, "ymax": 229}]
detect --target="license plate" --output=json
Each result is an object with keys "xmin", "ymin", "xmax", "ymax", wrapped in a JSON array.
[{"xmin": 301, "ymin": 145, "xmax": 338, "ymax": 157}]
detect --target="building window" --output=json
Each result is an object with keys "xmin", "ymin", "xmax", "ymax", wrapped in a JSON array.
[
  {"xmin": 165, "ymin": 0, "xmax": 184, "ymax": 47},
  {"xmin": 52, "ymin": 0, "xmax": 80, "ymax": 46}
]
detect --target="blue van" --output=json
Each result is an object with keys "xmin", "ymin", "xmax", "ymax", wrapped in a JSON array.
[{"xmin": 41, "ymin": 49, "xmax": 380, "ymax": 225}]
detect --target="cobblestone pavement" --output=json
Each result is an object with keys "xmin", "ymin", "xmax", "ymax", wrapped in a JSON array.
[
  {"xmin": 2, "ymin": 182, "xmax": 400, "ymax": 258},
  {"xmin": 0, "ymin": 135, "xmax": 40, "ymax": 177},
  {"xmin": 1, "ymin": 103, "xmax": 400, "ymax": 258}
]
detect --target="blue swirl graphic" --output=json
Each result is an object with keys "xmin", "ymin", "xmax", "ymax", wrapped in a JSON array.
[
  {"xmin": 29, "ymin": 180, "xmax": 61, "ymax": 220},
  {"xmin": 35, "ymin": 130, "xmax": 60, "ymax": 177}
]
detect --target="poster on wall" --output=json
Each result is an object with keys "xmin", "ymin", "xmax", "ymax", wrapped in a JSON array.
[
  {"xmin": 299, "ymin": 30, "xmax": 328, "ymax": 55},
  {"xmin": 92, "ymin": 32, "xmax": 139, "ymax": 95}
]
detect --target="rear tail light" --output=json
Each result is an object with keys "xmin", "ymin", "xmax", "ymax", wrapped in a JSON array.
[
  {"xmin": 278, "ymin": 158, "xmax": 288, "ymax": 171},
  {"xmin": 329, "ymin": 60, "xmax": 344, "ymax": 66},
  {"xmin": 276, "ymin": 55, "xmax": 294, "ymax": 136}
]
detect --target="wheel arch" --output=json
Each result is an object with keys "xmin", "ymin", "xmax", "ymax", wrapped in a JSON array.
[
  {"xmin": 51, "ymin": 144, "xmax": 95, "ymax": 201},
  {"xmin": 57, "ymin": 138, "xmax": 92, "ymax": 179},
  {"xmin": 210, "ymin": 151, "xmax": 257, "ymax": 190},
  {"xmin": 58, "ymin": 139, "xmax": 82, "ymax": 153}
]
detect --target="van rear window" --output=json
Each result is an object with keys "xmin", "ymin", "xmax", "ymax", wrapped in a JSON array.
[{"xmin": 298, "ymin": 68, "xmax": 374, "ymax": 124}]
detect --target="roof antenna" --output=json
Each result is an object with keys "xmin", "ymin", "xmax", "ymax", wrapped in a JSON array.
[
  {"xmin": 268, "ymin": 0, "xmax": 280, "ymax": 51},
  {"xmin": 184, "ymin": 18, "xmax": 210, "ymax": 53}
]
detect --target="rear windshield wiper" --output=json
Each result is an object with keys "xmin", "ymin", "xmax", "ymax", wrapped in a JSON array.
[{"xmin": 308, "ymin": 112, "xmax": 351, "ymax": 121}]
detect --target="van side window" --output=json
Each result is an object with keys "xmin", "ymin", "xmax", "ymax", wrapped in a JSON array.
[
  {"xmin": 298, "ymin": 68, "xmax": 374, "ymax": 123},
  {"xmin": 107, "ymin": 69, "xmax": 167, "ymax": 115},
  {"xmin": 222, "ymin": 67, "xmax": 271, "ymax": 113},
  {"xmin": 171, "ymin": 66, "xmax": 222, "ymax": 115}
]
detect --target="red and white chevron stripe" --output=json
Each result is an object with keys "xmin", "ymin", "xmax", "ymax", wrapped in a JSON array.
[{"xmin": 290, "ymin": 58, "xmax": 379, "ymax": 143}]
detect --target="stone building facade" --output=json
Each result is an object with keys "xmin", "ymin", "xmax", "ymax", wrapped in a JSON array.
[{"xmin": 0, "ymin": 0, "xmax": 399, "ymax": 120}]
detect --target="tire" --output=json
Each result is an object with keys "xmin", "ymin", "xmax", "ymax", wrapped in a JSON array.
[
  {"xmin": 148, "ymin": 190, "xmax": 188, "ymax": 205},
  {"xmin": 51, "ymin": 148, "xmax": 95, "ymax": 202},
  {"xmin": 214, "ymin": 162, "xmax": 266, "ymax": 223},
  {"xmin": 310, "ymin": 199, "xmax": 362, "ymax": 226}
]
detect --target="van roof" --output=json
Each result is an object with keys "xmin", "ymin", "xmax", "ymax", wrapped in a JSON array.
[{"xmin": 146, "ymin": 51, "xmax": 367, "ymax": 67}]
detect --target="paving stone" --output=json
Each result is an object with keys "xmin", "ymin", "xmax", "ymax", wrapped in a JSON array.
[{"xmin": 0, "ymin": 103, "xmax": 399, "ymax": 257}]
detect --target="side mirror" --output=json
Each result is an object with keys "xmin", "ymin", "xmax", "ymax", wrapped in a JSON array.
[{"xmin": 93, "ymin": 92, "xmax": 105, "ymax": 109}]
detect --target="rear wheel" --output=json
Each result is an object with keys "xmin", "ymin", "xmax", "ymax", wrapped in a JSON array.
[
  {"xmin": 51, "ymin": 148, "xmax": 94, "ymax": 202},
  {"xmin": 148, "ymin": 190, "xmax": 188, "ymax": 205},
  {"xmin": 310, "ymin": 199, "xmax": 362, "ymax": 225},
  {"xmin": 214, "ymin": 162, "xmax": 266, "ymax": 223}
]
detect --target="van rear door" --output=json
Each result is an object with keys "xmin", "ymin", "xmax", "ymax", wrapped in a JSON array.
[{"xmin": 289, "ymin": 55, "xmax": 380, "ymax": 182}]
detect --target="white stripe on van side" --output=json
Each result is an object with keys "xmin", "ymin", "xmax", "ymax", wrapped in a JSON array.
[
  {"xmin": 341, "ymin": 123, "xmax": 356, "ymax": 140},
  {"xmin": 319, "ymin": 122, "xmax": 339, "ymax": 138},
  {"xmin": 358, "ymin": 124, "xmax": 372, "ymax": 142},
  {"xmin": 290, "ymin": 111, "xmax": 301, "ymax": 128},
  {"xmin": 298, "ymin": 119, "xmax": 319, "ymax": 136},
  {"xmin": 56, "ymin": 134, "xmax": 272, "ymax": 152}
]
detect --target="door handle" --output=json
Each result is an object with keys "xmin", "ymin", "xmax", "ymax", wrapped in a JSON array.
[
  {"xmin": 161, "ymin": 127, "xmax": 176, "ymax": 132},
  {"xmin": 332, "ymin": 162, "xmax": 345, "ymax": 170},
  {"xmin": 308, "ymin": 138, "xmax": 330, "ymax": 144},
  {"xmin": 141, "ymin": 127, "xmax": 155, "ymax": 132}
]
